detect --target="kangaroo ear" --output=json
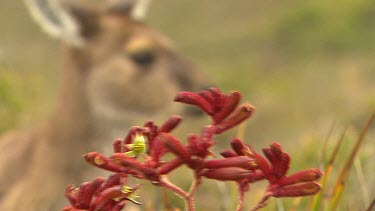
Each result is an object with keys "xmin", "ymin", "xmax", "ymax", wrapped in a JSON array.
[
  {"xmin": 24, "ymin": 0, "xmax": 99, "ymax": 47},
  {"xmin": 105, "ymin": 0, "xmax": 151, "ymax": 20}
]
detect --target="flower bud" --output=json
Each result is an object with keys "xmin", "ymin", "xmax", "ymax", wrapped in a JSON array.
[
  {"xmin": 271, "ymin": 181, "xmax": 322, "ymax": 197},
  {"xmin": 214, "ymin": 103, "xmax": 255, "ymax": 134},
  {"xmin": 198, "ymin": 90, "xmax": 215, "ymax": 105},
  {"xmin": 187, "ymin": 134, "xmax": 200, "ymax": 153},
  {"xmin": 231, "ymin": 138, "xmax": 247, "ymax": 156},
  {"xmin": 111, "ymin": 153, "xmax": 158, "ymax": 180},
  {"xmin": 204, "ymin": 156, "xmax": 255, "ymax": 169},
  {"xmin": 174, "ymin": 92, "xmax": 214, "ymax": 115},
  {"xmin": 89, "ymin": 185, "xmax": 123, "ymax": 210},
  {"xmin": 214, "ymin": 91, "xmax": 241, "ymax": 124},
  {"xmin": 113, "ymin": 139, "xmax": 123, "ymax": 153},
  {"xmin": 201, "ymin": 167, "xmax": 252, "ymax": 181},
  {"xmin": 245, "ymin": 171, "xmax": 266, "ymax": 183},
  {"xmin": 65, "ymin": 185, "xmax": 79, "ymax": 208},
  {"xmin": 158, "ymin": 133, "xmax": 191, "ymax": 164},
  {"xmin": 208, "ymin": 87, "xmax": 224, "ymax": 113},
  {"xmin": 61, "ymin": 206, "xmax": 79, "ymax": 211},
  {"xmin": 220, "ymin": 150, "xmax": 237, "ymax": 158},
  {"xmin": 100, "ymin": 173, "xmax": 127, "ymax": 191},
  {"xmin": 277, "ymin": 169, "xmax": 323, "ymax": 186},
  {"xmin": 159, "ymin": 115, "xmax": 182, "ymax": 133},
  {"xmin": 76, "ymin": 178, "xmax": 106, "ymax": 208},
  {"xmin": 156, "ymin": 158, "xmax": 183, "ymax": 175},
  {"xmin": 83, "ymin": 152, "xmax": 126, "ymax": 173},
  {"xmin": 262, "ymin": 143, "xmax": 290, "ymax": 179}
]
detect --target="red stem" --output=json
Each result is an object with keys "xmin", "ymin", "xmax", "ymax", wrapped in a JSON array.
[
  {"xmin": 236, "ymin": 184, "xmax": 245, "ymax": 211},
  {"xmin": 159, "ymin": 176, "xmax": 195, "ymax": 211},
  {"xmin": 250, "ymin": 191, "xmax": 272, "ymax": 211}
]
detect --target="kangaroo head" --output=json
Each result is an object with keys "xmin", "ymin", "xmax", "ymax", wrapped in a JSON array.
[{"xmin": 25, "ymin": 0, "xmax": 210, "ymax": 125}]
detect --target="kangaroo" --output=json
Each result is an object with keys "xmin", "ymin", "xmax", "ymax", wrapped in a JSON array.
[{"xmin": 0, "ymin": 0, "xmax": 210, "ymax": 210}]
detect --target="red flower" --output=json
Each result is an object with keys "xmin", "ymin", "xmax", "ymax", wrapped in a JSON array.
[
  {"xmin": 174, "ymin": 87, "xmax": 255, "ymax": 134},
  {"xmin": 63, "ymin": 173, "xmax": 140, "ymax": 211},
  {"xmin": 245, "ymin": 143, "xmax": 323, "ymax": 197},
  {"xmin": 62, "ymin": 88, "xmax": 322, "ymax": 211}
]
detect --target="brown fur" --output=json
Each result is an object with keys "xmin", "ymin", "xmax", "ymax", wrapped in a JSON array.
[{"xmin": 0, "ymin": 4, "xmax": 209, "ymax": 210}]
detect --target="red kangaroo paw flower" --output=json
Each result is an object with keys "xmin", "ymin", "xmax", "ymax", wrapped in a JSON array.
[
  {"xmin": 273, "ymin": 153, "xmax": 290, "ymax": 179},
  {"xmin": 156, "ymin": 158, "xmax": 183, "ymax": 175},
  {"xmin": 214, "ymin": 103, "xmax": 255, "ymax": 134},
  {"xmin": 65, "ymin": 185, "xmax": 79, "ymax": 208},
  {"xmin": 245, "ymin": 171, "xmax": 266, "ymax": 183},
  {"xmin": 76, "ymin": 178, "xmax": 106, "ymax": 208},
  {"xmin": 62, "ymin": 206, "xmax": 86, "ymax": 211},
  {"xmin": 271, "ymin": 181, "xmax": 322, "ymax": 197},
  {"xmin": 200, "ymin": 125, "xmax": 215, "ymax": 143},
  {"xmin": 158, "ymin": 133, "xmax": 192, "ymax": 164},
  {"xmin": 123, "ymin": 126, "xmax": 140, "ymax": 145},
  {"xmin": 220, "ymin": 150, "xmax": 237, "ymax": 158},
  {"xmin": 203, "ymin": 156, "xmax": 255, "ymax": 169},
  {"xmin": 112, "ymin": 201, "xmax": 127, "ymax": 211},
  {"xmin": 143, "ymin": 120, "xmax": 155, "ymax": 129},
  {"xmin": 277, "ymin": 168, "xmax": 323, "ymax": 187},
  {"xmin": 100, "ymin": 173, "xmax": 127, "ymax": 191},
  {"xmin": 244, "ymin": 146, "xmax": 272, "ymax": 180},
  {"xmin": 214, "ymin": 91, "xmax": 241, "ymax": 124},
  {"xmin": 174, "ymin": 91, "xmax": 214, "ymax": 115},
  {"xmin": 159, "ymin": 115, "xmax": 182, "ymax": 133},
  {"xmin": 187, "ymin": 134, "xmax": 200, "ymax": 153},
  {"xmin": 113, "ymin": 139, "xmax": 123, "ymax": 153},
  {"xmin": 201, "ymin": 167, "xmax": 252, "ymax": 181},
  {"xmin": 262, "ymin": 143, "xmax": 290, "ymax": 179},
  {"xmin": 149, "ymin": 137, "xmax": 167, "ymax": 164},
  {"xmin": 270, "ymin": 143, "xmax": 283, "ymax": 157},
  {"xmin": 89, "ymin": 185, "xmax": 123, "ymax": 211},
  {"xmin": 262, "ymin": 148, "xmax": 276, "ymax": 164},
  {"xmin": 111, "ymin": 153, "xmax": 158, "ymax": 180},
  {"xmin": 208, "ymin": 87, "xmax": 225, "ymax": 113},
  {"xmin": 83, "ymin": 152, "xmax": 126, "ymax": 173},
  {"xmin": 62, "ymin": 87, "xmax": 323, "ymax": 210},
  {"xmin": 197, "ymin": 89, "xmax": 215, "ymax": 106},
  {"xmin": 143, "ymin": 121, "xmax": 158, "ymax": 145},
  {"xmin": 230, "ymin": 138, "xmax": 247, "ymax": 156}
]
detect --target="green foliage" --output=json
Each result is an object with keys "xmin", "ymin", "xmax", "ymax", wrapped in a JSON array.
[
  {"xmin": 269, "ymin": 0, "xmax": 375, "ymax": 55},
  {"xmin": 0, "ymin": 70, "xmax": 22, "ymax": 133}
]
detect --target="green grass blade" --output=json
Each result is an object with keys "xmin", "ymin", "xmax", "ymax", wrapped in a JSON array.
[
  {"xmin": 311, "ymin": 127, "xmax": 346, "ymax": 211},
  {"xmin": 329, "ymin": 112, "xmax": 375, "ymax": 211},
  {"xmin": 320, "ymin": 121, "xmax": 337, "ymax": 169},
  {"xmin": 354, "ymin": 157, "xmax": 369, "ymax": 207}
]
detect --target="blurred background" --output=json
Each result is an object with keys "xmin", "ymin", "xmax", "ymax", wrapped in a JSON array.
[{"xmin": 0, "ymin": 0, "xmax": 374, "ymax": 210}]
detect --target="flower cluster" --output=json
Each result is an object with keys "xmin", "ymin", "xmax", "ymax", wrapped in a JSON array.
[
  {"xmin": 63, "ymin": 173, "xmax": 140, "ymax": 211},
  {"xmin": 63, "ymin": 88, "xmax": 322, "ymax": 211}
]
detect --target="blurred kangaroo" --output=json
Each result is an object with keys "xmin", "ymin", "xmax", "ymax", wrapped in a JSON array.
[{"xmin": 0, "ymin": 0, "xmax": 209, "ymax": 210}]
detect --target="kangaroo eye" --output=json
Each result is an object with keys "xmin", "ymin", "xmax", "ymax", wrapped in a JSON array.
[
  {"xmin": 125, "ymin": 36, "xmax": 156, "ymax": 68},
  {"xmin": 130, "ymin": 50, "xmax": 155, "ymax": 67}
]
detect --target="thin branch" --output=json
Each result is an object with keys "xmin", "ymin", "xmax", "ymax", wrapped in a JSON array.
[
  {"xmin": 250, "ymin": 192, "xmax": 272, "ymax": 211},
  {"xmin": 235, "ymin": 183, "xmax": 245, "ymax": 211},
  {"xmin": 159, "ymin": 175, "xmax": 188, "ymax": 199}
]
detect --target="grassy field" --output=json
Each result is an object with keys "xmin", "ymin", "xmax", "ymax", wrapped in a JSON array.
[{"xmin": 0, "ymin": 0, "xmax": 374, "ymax": 210}]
